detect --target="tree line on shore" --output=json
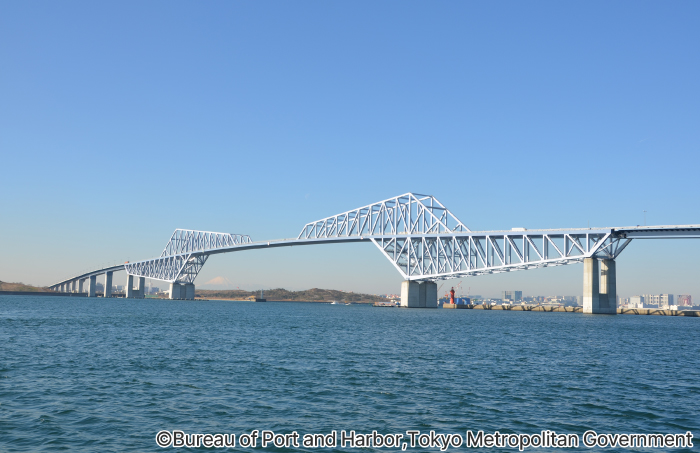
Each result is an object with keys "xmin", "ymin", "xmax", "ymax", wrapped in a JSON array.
[{"xmin": 196, "ymin": 287, "xmax": 385, "ymax": 303}]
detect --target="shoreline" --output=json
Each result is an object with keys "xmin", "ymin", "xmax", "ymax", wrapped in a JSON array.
[{"xmin": 3, "ymin": 292, "xmax": 697, "ymax": 316}]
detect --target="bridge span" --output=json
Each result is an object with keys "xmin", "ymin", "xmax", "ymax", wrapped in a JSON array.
[{"xmin": 50, "ymin": 193, "xmax": 700, "ymax": 314}]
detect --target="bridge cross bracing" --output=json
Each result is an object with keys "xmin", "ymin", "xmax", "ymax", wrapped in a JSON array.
[{"xmin": 49, "ymin": 193, "xmax": 700, "ymax": 311}]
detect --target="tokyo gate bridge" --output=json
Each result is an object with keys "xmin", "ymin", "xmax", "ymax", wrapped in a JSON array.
[{"xmin": 49, "ymin": 193, "xmax": 700, "ymax": 314}]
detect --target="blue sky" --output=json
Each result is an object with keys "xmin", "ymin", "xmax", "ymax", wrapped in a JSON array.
[{"xmin": 1, "ymin": 1, "xmax": 699, "ymax": 298}]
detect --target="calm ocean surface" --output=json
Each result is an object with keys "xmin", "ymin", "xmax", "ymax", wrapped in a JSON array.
[{"xmin": 1, "ymin": 295, "xmax": 698, "ymax": 452}]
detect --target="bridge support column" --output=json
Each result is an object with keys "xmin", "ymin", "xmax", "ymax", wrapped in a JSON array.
[
  {"xmin": 401, "ymin": 281, "xmax": 437, "ymax": 308},
  {"xmin": 599, "ymin": 259, "xmax": 617, "ymax": 314},
  {"xmin": 583, "ymin": 258, "xmax": 617, "ymax": 314},
  {"xmin": 104, "ymin": 272, "xmax": 113, "ymax": 298},
  {"xmin": 401, "ymin": 281, "xmax": 420, "ymax": 307},
  {"xmin": 170, "ymin": 282, "xmax": 181, "ymax": 300},
  {"xmin": 126, "ymin": 275, "xmax": 134, "ymax": 298},
  {"xmin": 137, "ymin": 277, "xmax": 146, "ymax": 299},
  {"xmin": 418, "ymin": 283, "xmax": 427, "ymax": 307},
  {"xmin": 88, "ymin": 275, "xmax": 97, "ymax": 297},
  {"xmin": 583, "ymin": 258, "xmax": 598, "ymax": 313},
  {"xmin": 185, "ymin": 283, "xmax": 195, "ymax": 300},
  {"xmin": 423, "ymin": 282, "xmax": 438, "ymax": 308},
  {"xmin": 79, "ymin": 279, "xmax": 85, "ymax": 294}
]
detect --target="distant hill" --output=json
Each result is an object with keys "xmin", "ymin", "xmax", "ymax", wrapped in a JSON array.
[
  {"xmin": 0, "ymin": 281, "xmax": 51, "ymax": 292},
  {"xmin": 0, "ymin": 280, "xmax": 385, "ymax": 302},
  {"xmin": 196, "ymin": 287, "xmax": 385, "ymax": 303}
]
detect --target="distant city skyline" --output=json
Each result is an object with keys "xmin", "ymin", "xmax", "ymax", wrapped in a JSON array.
[{"xmin": 1, "ymin": 2, "xmax": 699, "ymax": 300}]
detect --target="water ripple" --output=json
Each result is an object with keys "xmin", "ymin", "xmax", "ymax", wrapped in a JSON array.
[{"xmin": 1, "ymin": 296, "xmax": 698, "ymax": 452}]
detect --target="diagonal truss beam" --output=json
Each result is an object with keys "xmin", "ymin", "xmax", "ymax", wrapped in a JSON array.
[
  {"xmin": 160, "ymin": 229, "xmax": 252, "ymax": 256},
  {"xmin": 298, "ymin": 193, "xmax": 468, "ymax": 239},
  {"xmin": 124, "ymin": 230, "xmax": 251, "ymax": 283},
  {"xmin": 369, "ymin": 231, "xmax": 621, "ymax": 281}
]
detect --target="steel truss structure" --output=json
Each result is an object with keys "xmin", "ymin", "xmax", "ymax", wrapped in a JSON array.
[
  {"xmin": 124, "ymin": 230, "xmax": 251, "ymax": 284},
  {"xmin": 50, "ymin": 193, "xmax": 700, "ymax": 289},
  {"xmin": 160, "ymin": 229, "xmax": 252, "ymax": 256},
  {"xmin": 298, "ymin": 193, "xmax": 468, "ymax": 239},
  {"xmin": 371, "ymin": 231, "xmax": 632, "ymax": 281}
]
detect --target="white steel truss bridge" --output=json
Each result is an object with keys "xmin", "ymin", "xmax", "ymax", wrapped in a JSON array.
[{"xmin": 50, "ymin": 193, "xmax": 700, "ymax": 311}]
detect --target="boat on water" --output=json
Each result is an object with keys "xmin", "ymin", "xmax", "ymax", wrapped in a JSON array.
[{"xmin": 330, "ymin": 301, "xmax": 339, "ymax": 305}]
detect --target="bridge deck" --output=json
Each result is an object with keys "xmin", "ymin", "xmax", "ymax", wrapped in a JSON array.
[{"xmin": 50, "ymin": 224, "xmax": 700, "ymax": 288}]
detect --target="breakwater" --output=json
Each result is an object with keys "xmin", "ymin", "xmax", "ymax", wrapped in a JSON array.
[{"xmin": 444, "ymin": 303, "xmax": 699, "ymax": 316}]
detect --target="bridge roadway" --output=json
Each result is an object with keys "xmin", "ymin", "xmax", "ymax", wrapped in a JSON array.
[
  {"xmin": 48, "ymin": 192, "xmax": 700, "ymax": 314},
  {"xmin": 50, "ymin": 225, "xmax": 700, "ymax": 308}
]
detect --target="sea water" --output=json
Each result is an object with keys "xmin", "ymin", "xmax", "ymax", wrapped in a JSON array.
[{"xmin": 1, "ymin": 296, "xmax": 698, "ymax": 452}]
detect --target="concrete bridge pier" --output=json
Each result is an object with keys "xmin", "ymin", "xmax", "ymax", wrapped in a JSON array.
[
  {"xmin": 583, "ymin": 258, "xmax": 617, "ymax": 314},
  {"xmin": 420, "ymin": 281, "xmax": 438, "ymax": 308},
  {"xmin": 169, "ymin": 282, "xmax": 181, "ymax": 300},
  {"xmin": 126, "ymin": 275, "xmax": 134, "ymax": 298},
  {"xmin": 79, "ymin": 279, "xmax": 85, "ymax": 294},
  {"xmin": 185, "ymin": 283, "xmax": 195, "ymax": 300},
  {"xmin": 104, "ymin": 272, "xmax": 113, "ymax": 298},
  {"xmin": 88, "ymin": 275, "xmax": 97, "ymax": 297},
  {"xmin": 599, "ymin": 259, "xmax": 617, "ymax": 314},
  {"xmin": 400, "ymin": 281, "xmax": 437, "ymax": 308},
  {"xmin": 401, "ymin": 281, "xmax": 419, "ymax": 307},
  {"xmin": 168, "ymin": 282, "xmax": 194, "ymax": 300},
  {"xmin": 137, "ymin": 277, "xmax": 145, "ymax": 299}
]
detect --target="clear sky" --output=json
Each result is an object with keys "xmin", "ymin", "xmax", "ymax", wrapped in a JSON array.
[{"xmin": 1, "ymin": 1, "xmax": 699, "ymax": 299}]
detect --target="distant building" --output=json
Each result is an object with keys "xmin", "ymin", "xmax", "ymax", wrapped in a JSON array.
[
  {"xmin": 630, "ymin": 296, "xmax": 644, "ymax": 308},
  {"xmin": 677, "ymin": 295, "xmax": 692, "ymax": 306},
  {"xmin": 643, "ymin": 294, "xmax": 674, "ymax": 309},
  {"xmin": 502, "ymin": 290, "xmax": 523, "ymax": 302}
]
